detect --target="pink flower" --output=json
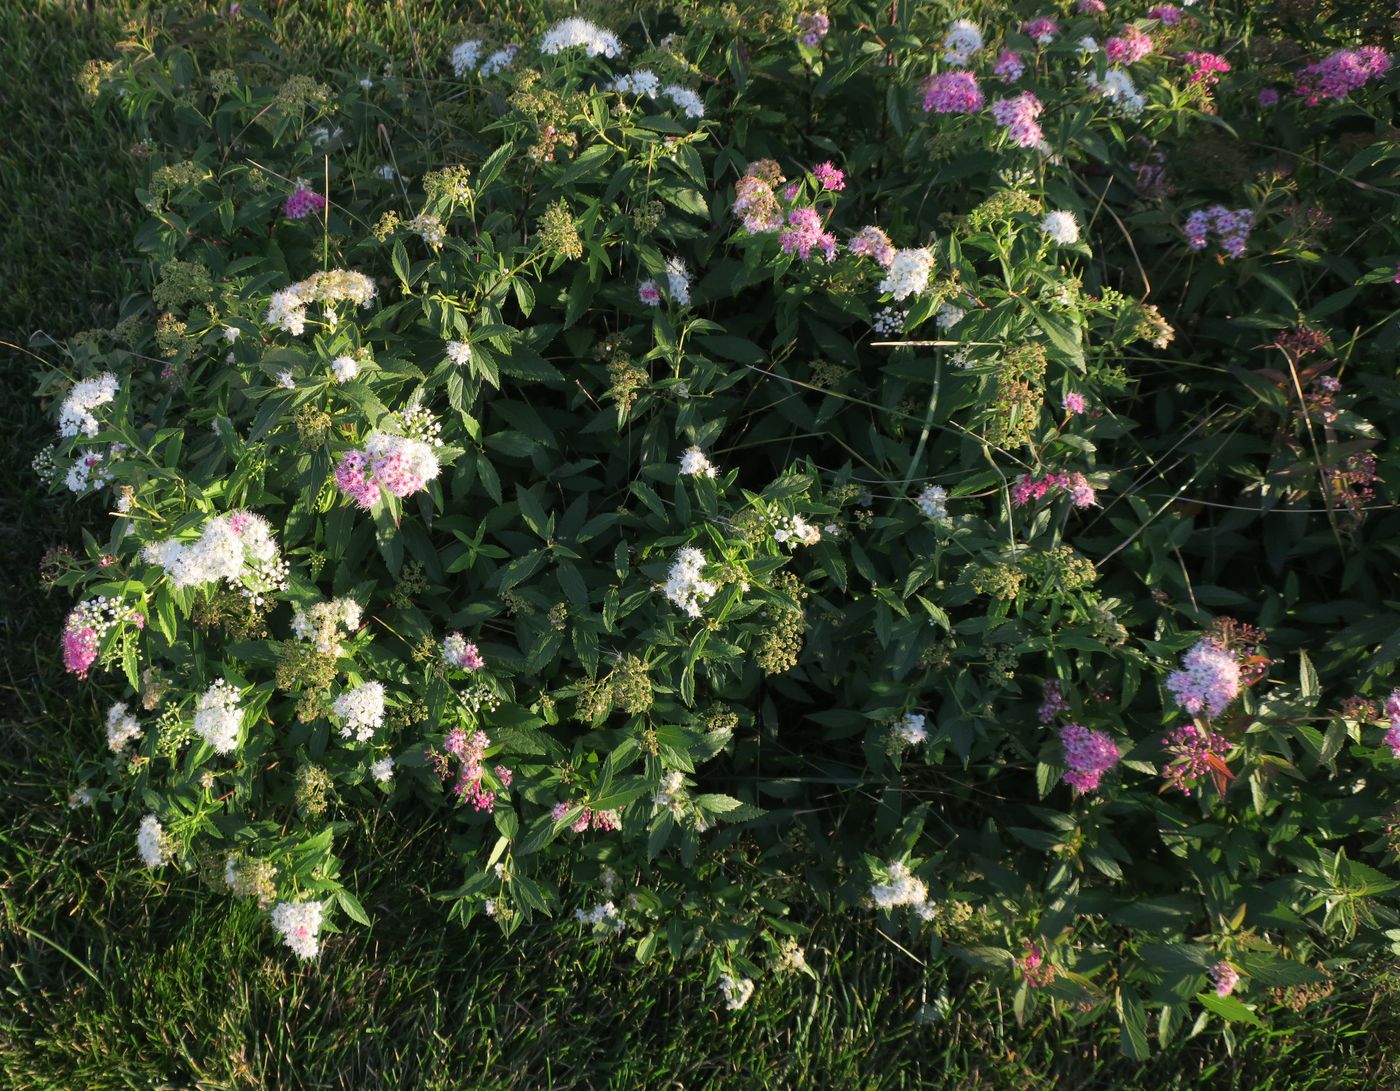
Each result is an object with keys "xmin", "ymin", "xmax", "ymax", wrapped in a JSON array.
[
  {"xmin": 781, "ymin": 181, "xmax": 801, "ymax": 201},
  {"xmin": 1167, "ymin": 638, "xmax": 1241, "ymax": 718},
  {"xmin": 1295, "ymin": 47, "xmax": 1391, "ymax": 105},
  {"xmin": 921, "ymin": 70, "xmax": 985, "ymax": 113},
  {"xmin": 283, "ymin": 181, "xmax": 327, "ymax": 220},
  {"xmin": 798, "ymin": 11, "xmax": 829, "ymax": 47},
  {"xmin": 638, "ymin": 280, "xmax": 662, "ymax": 306},
  {"xmin": 1182, "ymin": 51, "xmax": 1230, "ymax": 87},
  {"xmin": 812, "ymin": 161, "xmax": 846, "ymax": 191},
  {"xmin": 1257, "ymin": 87, "xmax": 1280, "ymax": 107},
  {"xmin": 1104, "ymin": 26, "xmax": 1153, "ymax": 65},
  {"xmin": 778, "ymin": 207, "xmax": 836, "ymax": 261},
  {"xmin": 1064, "ymin": 392, "xmax": 1087, "ymax": 415},
  {"xmin": 990, "ymin": 92, "xmax": 1044, "ymax": 147},
  {"xmin": 848, "ymin": 225, "xmax": 895, "ymax": 267},
  {"xmin": 1039, "ymin": 680, "xmax": 1068, "ymax": 724},
  {"xmin": 1060, "ymin": 723, "xmax": 1121, "ymax": 793},
  {"xmin": 334, "ymin": 449, "xmax": 379, "ymax": 509},
  {"xmin": 1209, "ymin": 961, "xmax": 1240, "ymax": 997},
  {"xmin": 1147, "ymin": 4, "xmax": 1182, "ymax": 24},
  {"xmin": 62, "ymin": 625, "xmax": 98, "ymax": 677},
  {"xmin": 1184, "ymin": 206, "xmax": 1253, "ymax": 258},
  {"xmin": 1077, "ymin": 0, "xmax": 1107, "ymax": 12},
  {"xmin": 1020, "ymin": 942, "xmax": 1057, "ymax": 987},
  {"xmin": 1021, "ymin": 17, "xmax": 1059, "ymax": 45},
  {"xmin": 993, "ymin": 50, "xmax": 1025, "ymax": 83}
]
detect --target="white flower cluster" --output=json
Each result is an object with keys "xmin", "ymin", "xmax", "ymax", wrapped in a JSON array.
[
  {"xmin": 774, "ymin": 514, "xmax": 821, "ymax": 548},
  {"xmin": 873, "ymin": 307, "xmax": 906, "ymax": 336},
  {"xmin": 1040, "ymin": 210, "xmax": 1080, "ymax": 245},
  {"xmin": 870, "ymin": 860, "xmax": 928, "ymax": 910},
  {"xmin": 480, "ymin": 45, "xmax": 519, "ymax": 77},
  {"xmin": 611, "ymin": 69, "xmax": 660, "ymax": 97},
  {"xmin": 1086, "ymin": 68, "xmax": 1145, "ymax": 117},
  {"xmin": 942, "ymin": 19, "xmax": 984, "ymax": 66},
  {"xmin": 665, "ymin": 257, "xmax": 692, "ymax": 305},
  {"xmin": 69, "ymin": 787, "xmax": 95, "ymax": 809},
  {"xmin": 137, "ymin": 813, "xmax": 170, "ymax": 868},
  {"xmin": 678, "ymin": 446, "xmax": 717, "ymax": 478},
  {"xmin": 193, "ymin": 679, "xmax": 243, "ymax": 754},
  {"xmin": 270, "ymin": 899, "xmax": 325, "ymax": 960},
  {"xmin": 892, "ymin": 712, "xmax": 927, "ymax": 747},
  {"xmin": 264, "ymin": 269, "xmax": 378, "ymax": 336},
  {"xmin": 445, "ymin": 340, "xmax": 472, "ymax": 366},
  {"xmin": 718, "ymin": 973, "xmax": 756, "ymax": 1011},
  {"xmin": 58, "ymin": 372, "xmax": 119, "ymax": 438},
  {"xmin": 662, "ymin": 85, "xmax": 705, "ymax": 119},
  {"xmin": 935, "ymin": 301, "xmax": 966, "ymax": 330},
  {"xmin": 106, "ymin": 701, "xmax": 142, "ymax": 752},
  {"xmin": 916, "ymin": 484, "xmax": 948, "ymax": 520},
  {"xmin": 370, "ymin": 756, "xmax": 395, "ymax": 784},
  {"xmin": 291, "ymin": 597, "xmax": 363, "ymax": 655},
  {"xmin": 143, "ymin": 510, "xmax": 288, "ymax": 602},
  {"xmin": 65, "ymin": 447, "xmax": 119, "ymax": 494},
  {"xmin": 776, "ymin": 939, "xmax": 809, "ymax": 975},
  {"xmin": 451, "ymin": 39, "xmax": 482, "ymax": 76},
  {"xmin": 879, "ymin": 248, "xmax": 934, "ymax": 301},
  {"xmin": 663, "ymin": 547, "xmax": 718, "ymax": 618},
  {"xmin": 331, "ymin": 355, "xmax": 359, "ymax": 383},
  {"xmin": 654, "ymin": 770, "xmax": 689, "ymax": 817},
  {"xmin": 333, "ymin": 681, "xmax": 386, "ymax": 742},
  {"xmin": 575, "ymin": 900, "xmax": 625, "ymax": 933},
  {"xmin": 539, "ymin": 17, "xmax": 622, "ymax": 58}
]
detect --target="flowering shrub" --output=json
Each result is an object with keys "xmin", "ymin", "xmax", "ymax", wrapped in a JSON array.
[{"xmin": 39, "ymin": 0, "xmax": 1400, "ymax": 1053}]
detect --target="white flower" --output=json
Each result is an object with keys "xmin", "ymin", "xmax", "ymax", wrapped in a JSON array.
[
  {"xmin": 576, "ymin": 901, "xmax": 625, "ymax": 932},
  {"xmin": 1087, "ymin": 68, "xmax": 1145, "ymax": 117},
  {"xmin": 370, "ymin": 757, "xmax": 395, "ymax": 784},
  {"xmin": 1041, "ymin": 210, "xmax": 1080, "ymax": 244},
  {"xmin": 539, "ymin": 17, "xmax": 622, "ymax": 58},
  {"xmin": 270, "ymin": 899, "xmax": 325, "ymax": 960},
  {"xmin": 106, "ymin": 701, "xmax": 142, "ymax": 752},
  {"xmin": 1078, "ymin": 36, "xmax": 1100, "ymax": 53},
  {"xmin": 193, "ymin": 680, "xmax": 243, "ymax": 755},
  {"xmin": 663, "ymin": 547, "xmax": 718, "ymax": 618},
  {"xmin": 376, "ymin": 164, "xmax": 398, "ymax": 181},
  {"xmin": 871, "ymin": 861, "xmax": 928, "ymax": 909},
  {"xmin": 942, "ymin": 19, "xmax": 983, "ymax": 66},
  {"xmin": 479, "ymin": 45, "xmax": 519, "ymax": 77},
  {"xmin": 266, "ymin": 286, "xmax": 308, "ymax": 335},
  {"xmin": 718, "ymin": 973, "xmax": 755, "ymax": 1011},
  {"xmin": 935, "ymin": 301, "xmax": 966, "ymax": 330},
  {"xmin": 143, "ymin": 510, "xmax": 287, "ymax": 599},
  {"xmin": 893, "ymin": 712, "xmax": 927, "ymax": 746},
  {"xmin": 68, "ymin": 787, "xmax": 95, "ymax": 809},
  {"xmin": 58, "ymin": 372, "xmax": 119, "ymax": 438},
  {"xmin": 446, "ymin": 340, "xmax": 472, "ymax": 366},
  {"xmin": 222, "ymin": 325, "xmax": 241, "ymax": 342},
  {"xmin": 451, "ymin": 39, "xmax": 482, "ymax": 76},
  {"xmin": 362, "ymin": 432, "xmax": 441, "ymax": 493},
  {"xmin": 662, "ymin": 84, "xmax": 705, "ymax": 118},
  {"xmin": 265, "ymin": 269, "xmax": 378, "ymax": 336},
  {"xmin": 277, "ymin": 370, "xmax": 295, "ymax": 389},
  {"xmin": 879, "ymin": 249, "xmax": 934, "ymax": 301},
  {"xmin": 611, "ymin": 69, "xmax": 660, "ymax": 97},
  {"xmin": 359, "ymin": 77, "xmax": 373, "ymax": 90},
  {"xmin": 916, "ymin": 485, "xmax": 948, "ymax": 520},
  {"xmin": 774, "ymin": 515, "xmax": 821, "ymax": 548},
  {"xmin": 333, "ymin": 681, "xmax": 386, "ymax": 742},
  {"xmin": 678, "ymin": 446, "xmax": 717, "ymax": 478},
  {"xmin": 65, "ymin": 449, "xmax": 114, "ymax": 494},
  {"xmin": 291, "ymin": 597, "xmax": 362, "ymax": 655},
  {"xmin": 137, "ymin": 814, "xmax": 170, "ymax": 868},
  {"xmin": 665, "ymin": 257, "xmax": 692, "ymax": 305},
  {"xmin": 331, "ymin": 355, "xmax": 359, "ymax": 383}
]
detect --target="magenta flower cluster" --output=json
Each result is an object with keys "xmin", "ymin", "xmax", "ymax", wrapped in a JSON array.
[
  {"xmin": 1166, "ymin": 638, "xmax": 1241, "ymax": 718},
  {"xmin": 1184, "ymin": 206, "xmax": 1254, "ymax": 259},
  {"xmin": 849, "ymin": 225, "xmax": 895, "ymax": 267},
  {"xmin": 1021, "ymin": 17, "xmax": 1058, "ymax": 45},
  {"xmin": 1147, "ymin": 4, "xmax": 1183, "ymax": 24},
  {"xmin": 1105, "ymin": 26, "xmax": 1153, "ymax": 65},
  {"xmin": 778, "ymin": 207, "xmax": 837, "ymax": 261},
  {"xmin": 921, "ymin": 71, "xmax": 984, "ymax": 114},
  {"xmin": 1294, "ymin": 47, "xmax": 1391, "ymax": 105},
  {"xmin": 1209, "ymin": 961, "xmax": 1239, "ymax": 997},
  {"xmin": 1060, "ymin": 723, "xmax": 1121, "ymax": 793},
  {"xmin": 62, "ymin": 598, "xmax": 143, "ymax": 677},
  {"xmin": 283, "ymin": 181, "xmax": 327, "ymax": 220},
  {"xmin": 1076, "ymin": 0, "xmax": 1106, "ymax": 12},
  {"xmin": 1039, "ymin": 679, "xmax": 1069, "ymax": 724},
  {"xmin": 812, "ymin": 161, "xmax": 846, "ymax": 191},
  {"xmin": 991, "ymin": 92, "xmax": 1044, "ymax": 147},
  {"xmin": 1182, "ymin": 51, "xmax": 1230, "ymax": 87},
  {"xmin": 1160, "ymin": 723, "xmax": 1232, "ymax": 795},
  {"xmin": 551, "ymin": 800, "xmax": 623, "ymax": 833},
  {"xmin": 993, "ymin": 50, "xmax": 1025, "ymax": 83},
  {"xmin": 429, "ymin": 728, "xmax": 510, "ymax": 811},
  {"xmin": 797, "ymin": 11, "xmax": 829, "ymax": 47},
  {"xmin": 1011, "ymin": 471, "xmax": 1097, "ymax": 509},
  {"xmin": 1020, "ymin": 942, "xmax": 1056, "ymax": 987},
  {"xmin": 1384, "ymin": 690, "xmax": 1400, "ymax": 757}
]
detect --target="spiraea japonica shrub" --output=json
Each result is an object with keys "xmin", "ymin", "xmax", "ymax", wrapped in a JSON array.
[{"xmin": 38, "ymin": 0, "xmax": 1400, "ymax": 1049}]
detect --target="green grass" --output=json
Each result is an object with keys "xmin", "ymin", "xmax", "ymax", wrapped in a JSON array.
[{"xmin": 3, "ymin": 3, "xmax": 1400, "ymax": 1088}]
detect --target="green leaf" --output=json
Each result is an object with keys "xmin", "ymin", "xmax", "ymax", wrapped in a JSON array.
[{"xmin": 1197, "ymin": 992, "xmax": 1261, "ymax": 1026}]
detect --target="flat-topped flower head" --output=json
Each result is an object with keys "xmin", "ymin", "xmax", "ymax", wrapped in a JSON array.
[
  {"xmin": 451, "ymin": 39, "xmax": 482, "ymax": 76},
  {"xmin": 193, "ymin": 679, "xmax": 243, "ymax": 754},
  {"xmin": 849, "ymin": 226, "xmax": 894, "ymax": 267},
  {"xmin": 1041, "ymin": 210, "xmax": 1080, "ymax": 244},
  {"xmin": 663, "ymin": 547, "xmax": 719, "ymax": 617},
  {"xmin": 991, "ymin": 92, "xmax": 1044, "ymax": 148},
  {"xmin": 442, "ymin": 632, "xmax": 485, "ymax": 671},
  {"xmin": 333, "ymin": 681, "xmax": 386, "ymax": 742},
  {"xmin": 270, "ymin": 899, "xmax": 325, "ymax": 959},
  {"xmin": 137, "ymin": 814, "xmax": 170, "ymax": 868},
  {"xmin": 58, "ymin": 372, "xmax": 119, "ymax": 438},
  {"xmin": 283, "ymin": 179, "xmax": 327, "ymax": 220},
  {"xmin": 916, "ymin": 484, "xmax": 948, "ymax": 520},
  {"xmin": 1167, "ymin": 638, "xmax": 1240, "ymax": 717},
  {"xmin": 879, "ymin": 248, "xmax": 934, "ymax": 300},
  {"xmin": 921, "ymin": 71, "xmax": 984, "ymax": 114},
  {"xmin": 942, "ymin": 19, "xmax": 983, "ymax": 66},
  {"xmin": 1060, "ymin": 723, "xmax": 1120, "ymax": 793},
  {"xmin": 539, "ymin": 17, "xmax": 622, "ymax": 58},
  {"xmin": 679, "ymin": 446, "xmax": 717, "ymax": 478},
  {"xmin": 143, "ymin": 510, "xmax": 287, "ymax": 601}
]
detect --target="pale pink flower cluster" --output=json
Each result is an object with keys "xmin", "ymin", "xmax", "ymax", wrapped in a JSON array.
[
  {"xmin": 1060, "ymin": 723, "xmax": 1120, "ymax": 793},
  {"xmin": 1295, "ymin": 47, "xmax": 1391, "ymax": 105},
  {"xmin": 1039, "ymin": 680, "xmax": 1068, "ymax": 723},
  {"xmin": 1147, "ymin": 4, "xmax": 1183, "ymax": 24},
  {"xmin": 994, "ymin": 50, "xmax": 1025, "ymax": 83},
  {"xmin": 1021, "ymin": 17, "xmax": 1059, "ymax": 46},
  {"xmin": 334, "ymin": 431, "xmax": 442, "ymax": 508},
  {"xmin": 1166, "ymin": 638, "xmax": 1240, "ymax": 718},
  {"xmin": 552, "ymin": 800, "xmax": 623, "ymax": 833},
  {"xmin": 442, "ymin": 632, "xmax": 485, "ymax": 671},
  {"xmin": 991, "ymin": 92, "xmax": 1044, "ymax": 147},
  {"xmin": 849, "ymin": 226, "xmax": 895, "ymax": 267},
  {"xmin": 1209, "ymin": 961, "xmax": 1239, "ymax": 996},
  {"xmin": 432, "ymin": 728, "xmax": 508, "ymax": 811},
  {"xmin": 921, "ymin": 71, "xmax": 984, "ymax": 113},
  {"xmin": 63, "ymin": 597, "xmax": 143, "ymax": 677},
  {"xmin": 1011, "ymin": 471, "xmax": 1097, "ymax": 509},
  {"xmin": 797, "ymin": 12, "xmax": 829, "ymax": 47},
  {"xmin": 733, "ymin": 159, "xmax": 786, "ymax": 233},
  {"xmin": 1383, "ymin": 690, "xmax": 1400, "ymax": 756},
  {"xmin": 778, "ymin": 207, "xmax": 837, "ymax": 261},
  {"xmin": 1104, "ymin": 26, "xmax": 1153, "ymax": 65},
  {"xmin": 283, "ymin": 179, "xmax": 327, "ymax": 220}
]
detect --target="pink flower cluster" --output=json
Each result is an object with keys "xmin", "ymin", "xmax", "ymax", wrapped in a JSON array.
[
  {"xmin": 1147, "ymin": 4, "xmax": 1182, "ymax": 24},
  {"xmin": 1020, "ymin": 942, "xmax": 1057, "ymax": 987},
  {"xmin": 429, "ymin": 729, "xmax": 510, "ymax": 811},
  {"xmin": 798, "ymin": 11, "xmax": 829, "ymax": 47},
  {"xmin": 1182, "ymin": 51, "xmax": 1230, "ymax": 87},
  {"xmin": 1166, "ymin": 638, "xmax": 1241, "ymax": 718},
  {"xmin": 1184, "ymin": 206, "xmax": 1254, "ymax": 258},
  {"xmin": 283, "ymin": 181, "xmax": 327, "ymax": 220},
  {"xmin": 1383, "ymin": 690, "xmax": 1400, "ymax": 757},
  {"xmin": 991, "ymin": 92, "xmax": 1044, "ymax": 147},
  {"xmin": 1209, "ymin": 961, "xmax": 1240, "ymax": 997},
  {"xmin": 921, "ymin": 70, "xmax": 985, "ymax": 114},
  {"xmin": 552, "ymin": 800, "xmax": 623, "ymax": 833},
  {"xmin": 334, "ymin": 432, "xmax": 440, "ymax": 509},
  {"xmin": 62, "ymin": 598, "xmax": 143, "ymax": 677},
  {"xmin": 1295, "ymin": 47, "xmax": 1391, "ymax": 105},
  {"xmin": 849, "ymin": 225, "xmax": 895, "ymax": 267},
  {"xmin": 994, "ymin": 50, "xmax": 1025, "ymax": 83},
  {"xmin": 1038, "ymin": 680, "xmax": 1069, "ymax": 724},
  {"xmin": 1021, "ymin": 17, "xmax": 1059, "ymax": 45},
  {"xmin": 1105, "ymin": 26, "xmax": 1153, "ymax": 65},
  {"xmin": 1060, "ymin": 723, "xmax": 1121, "ymax": 793},
  {"xmin": 733, "ymin": 159, "xmax": 786, "ymax": 233},
  {"xmin": 1011, "ymin": 471, "xmax": 1097, "ymax": 509},
  {"xmin": 443, "ymin": 632, "xmax": 485, "ymax": 671},
  {"xmin": 778, "ymin": 207, "xmax": 837, "ymax": 261},
  {"xmin": 1160, "ymin": 723, "xmax": 1232, "ymax": 796},
  {"xmin": 812, "ymin": 161, "xmax": 846, "ymax": 191},
  {"xmin": 1063, "ymin": 392, "xmax": 1087, "ymax": 415},
  {"xmin": 1076, "ymin": 0, "xmax": 1106, "ymax": 12}
]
